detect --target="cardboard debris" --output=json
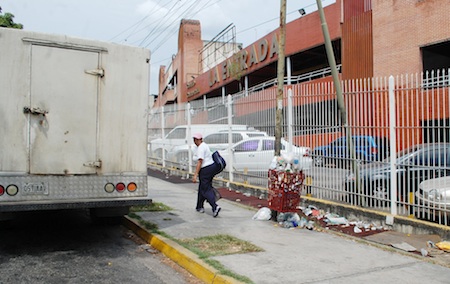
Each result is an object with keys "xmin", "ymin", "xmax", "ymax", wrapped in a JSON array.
[
  {"xmin": 365, "ymin": 231, "xmax": 441, "ymax": 251},
  {"xmin": 391, "ymin": 242, "xmax": 417, "ymax": 252}
]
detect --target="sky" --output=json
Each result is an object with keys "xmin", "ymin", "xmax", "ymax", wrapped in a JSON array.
[{"xmin": 1, "ymin": 0, "xmax": 335, "ymax": 95}]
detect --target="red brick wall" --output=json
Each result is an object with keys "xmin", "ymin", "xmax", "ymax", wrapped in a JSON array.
[
  {"xmin": 372, "ymin": 0, "xmax": 450, "ymax": 76},
  {"xmin": 177, "ymin": 19, "xmax": 203, "ymax": 103}
]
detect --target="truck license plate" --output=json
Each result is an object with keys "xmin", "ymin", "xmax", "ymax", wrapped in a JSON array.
[{"xmin": 23, "ymin": 182, "xmax": 49, "ymax": 195}]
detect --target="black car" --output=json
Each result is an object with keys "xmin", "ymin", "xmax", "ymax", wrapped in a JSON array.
[{"xmin": 344, "ymin": 143, "xmax": 450, "ymax": 206}]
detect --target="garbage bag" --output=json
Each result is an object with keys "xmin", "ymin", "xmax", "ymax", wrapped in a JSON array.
[
  {"xmin": 277, "ymin": 212, "xmax": 286, "ymax": 223},
  {"xmin": 252, "ymin": 207, "xmax": 272, "ymax": 221},
  {"xmin": 277, "ymin": 212, "xmax": 301, "ymax": 228},
  {"xmin": 324, "ymin": 213, "xmax": 348, "ymax": 225},
  {"xmin": 286, "ymin": 212, "xmax": 300, "ymax": 222},
  {"xmin": 436, "ymin": 241, "xmax": 450, "ymax": 252}
]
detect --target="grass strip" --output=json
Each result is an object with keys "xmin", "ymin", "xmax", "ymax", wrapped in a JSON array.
[{"xmin": 128, "ymin": 208, "xmax": 260, "ymax": 284}]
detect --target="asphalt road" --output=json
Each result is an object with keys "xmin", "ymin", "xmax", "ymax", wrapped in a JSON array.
[{"xmin": 0, "ymin": 210, "xmax": 201, "ymax": 284}]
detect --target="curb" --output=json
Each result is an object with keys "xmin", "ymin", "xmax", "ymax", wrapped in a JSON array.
[
  {"xmin": 300, "ymin": 195, "xmax": 450, "ymax": 239},
  {"xmin": 218, "ymin": 174, "xmax": 450, "ymax": 239},
  {"xmin": 122, "ymin": 216, "xmax": 243, "ymax": 284}
]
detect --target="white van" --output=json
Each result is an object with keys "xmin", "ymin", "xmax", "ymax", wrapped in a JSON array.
[{"xmin": 149, "ymin": 124, "xmax": 249, "ymax": 161}]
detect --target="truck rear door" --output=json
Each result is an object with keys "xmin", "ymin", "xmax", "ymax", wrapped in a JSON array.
[{"xmin": 29, "ymin": 45, "xmax": 98, "ymax": 175}]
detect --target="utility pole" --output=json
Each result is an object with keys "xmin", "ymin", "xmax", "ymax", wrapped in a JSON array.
[
  {"xmin": 316, "ymin": 0, "xmax": 361, "ymax": 203},
  {"xmin": 275, "ymin": 0, "xmax": 286, "ymax": 156}
]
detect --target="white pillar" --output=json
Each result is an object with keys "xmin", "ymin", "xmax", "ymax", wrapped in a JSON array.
[
  {"xmin": 227, "ymin": 95, "xmax": 233, "ymax": 184},
  {"xmin": 389, "ymin": 75, "xmax": 397, "ymax": 216},
  {"xmin": 287, "ymin": 56, "xmax": 292, "ymax": 85},
  {"xmin": 222, "ymin": 86, "xmax": 226, "ymax": 104},
  {"xmin": 287, "ymin": 88, "xmax": 293, "ymax": 153},
  {"xmin": 187, "ymin": 103, "xmax": 192, "ymax": 174},
  {"xmin": 244, "ymin": 75, "xmax": 249, "ymax": 97},
  {"xmin": 161, "ymin": 106, "xmax": 166, "ymax": 168}
]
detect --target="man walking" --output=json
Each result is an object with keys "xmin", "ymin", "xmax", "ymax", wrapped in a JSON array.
[{"xmin": 192, "ymin": 133, "xmax": 221, "ymax": 217}]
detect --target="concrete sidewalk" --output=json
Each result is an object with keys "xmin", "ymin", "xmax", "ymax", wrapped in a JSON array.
[{"xmin": 127, "ymin": 176, "xmax": 450, "ymax": 284}]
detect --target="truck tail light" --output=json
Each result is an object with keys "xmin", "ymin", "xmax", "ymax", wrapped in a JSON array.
[
  {"xmin": 0, "ymin": 185, "xmax": 4, "ymax": 196},
  {"xmin": 116, "ymin": 183, "xmax": 126, "ymax": 192},
  {"xmin": 104, "ymin": 183, "xmax": 115, "ymax": 193},
  {"xmin": 127, "ymin": 182, "xmax": 137, "ymax": 192},
  {"xmin": 6, "ymin": 185, "xmax": 18, "ymax": 196},
  {"xmin": 104, "ymin": 182, "xmax": 137, "ymax": 193}
]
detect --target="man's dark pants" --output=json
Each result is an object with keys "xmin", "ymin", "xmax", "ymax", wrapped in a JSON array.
[{"xmin": 196, "ymin": 163, "xmax": 219, "ymax": 211}]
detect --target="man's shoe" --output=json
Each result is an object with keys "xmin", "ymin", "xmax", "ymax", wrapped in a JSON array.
[
  {"xmin": 196, "ymin": 208, "xmax": 205, "ymax": 213},
  {"xmin": 213, "ymin": 206, "xmax": 221, "ymax": 218}
]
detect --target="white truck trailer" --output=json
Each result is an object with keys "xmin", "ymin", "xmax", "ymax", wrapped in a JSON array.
[{"xmin": 0, "ymin": 27, "xmax": 151, "ymax": 219}]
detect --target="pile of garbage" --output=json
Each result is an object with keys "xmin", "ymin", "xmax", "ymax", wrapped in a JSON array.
[
  {"xmin": 252, "ymin": 208, "xmax": 313, "ymax": 229},
  {"xmin": 301, "ymin": 205, "xmax": 386, "ymax": 234},
  {"xmin": 252, "ymin": 205, "xmax": 388, "ymax": 236},
  {"xmin": 276, "ymin": 212, "xmax": 315, "ymax": 230},
  {"xmin": 269, "ymin": 153, "xmax": 302, "ymax": 173},
  {"xmin": 252, "ymin": 205, "xmax": 450, "ymax": 262}
]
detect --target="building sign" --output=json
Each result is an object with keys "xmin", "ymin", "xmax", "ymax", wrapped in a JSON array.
[
  {"xmin": 209, "ymin": 34, "xmax": 279, "ymax": 87},
  {"xmin": 186, "ymin": 80, "xmax": 200, "ymax": 98}
]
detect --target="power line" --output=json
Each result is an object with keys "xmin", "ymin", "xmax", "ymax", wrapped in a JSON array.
[
  {"xmin": 146, "ymin": 1, "xmax": 325, "ymax": 67},
  {"xmin": 138, "ymin": 0, "xmax": 183, "ymax": 47},
  {"xmin": 237, "ymin": 2, "xmax": 320, "ymax": 36},
  {"xmin": 108, "ymin": 0, "xmax": 167, "ymax": 42},
  {"xmin": 150, "ymin": 0, "xmax": 218, "ymax": 52}
]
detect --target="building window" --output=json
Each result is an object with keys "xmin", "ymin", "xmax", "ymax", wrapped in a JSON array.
[{"xmin": 421, "ymin": 41, "xmax": 450, "ymax": 87}]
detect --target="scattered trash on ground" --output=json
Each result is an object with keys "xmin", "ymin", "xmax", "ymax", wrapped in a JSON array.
[
  {"xmin": 391, "ymin": 242, "xmax": 417, "ymax": 252},
  {"xmin": 421, "ymin": 248, "xmax": 429, "ymax": 257},
  {"xmin": 435, "ymin": 241, "xmax": 450, "ymax": 252},
  {"xmin": 252, "ymin": 207, "xmax": 272, "ymax": 221},
  {"xmin": 422, "ymin": 241, "xmax": 450, "ymax": 259},
  {"xmin": 138, "ymin": 244, "xmax": 158, "ymax": 254},
  {"xmin": 276, "ymin": 212, "xmax": 302, "ymax": 228},
  {"xmin": 253, "ymin": 204, "xmax": 389, "ymax": 238},
  {"xmin": 387, "ymin": 240, "xmax": 450, "ymax": 258},
  {"xmin": 297, "ymin": 204, "xmax": 388, "ymax": 236}
]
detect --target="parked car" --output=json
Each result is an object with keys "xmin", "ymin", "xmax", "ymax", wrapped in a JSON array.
[
  {"xmin": 149, "ymin": 124, "xmax": 249, "ymax": 160},
  {"xmin": 218, "ymin": 136, "xmax": 312, "ymax": 173},
  {"xmin": 167, "ymin": 129, "xmax": 267, "ymax": 168},
  {"xmin": 344, "ymin": 143, "xmax": 450, "ymax": 205},
  {"xmin": 415, "ymin": 176, "xmax": 450, "ymax": 220},
  {"xmin": 312, "ymin": 135, "xmax": 390, "ymax": 167},
  {"xmin": 203, "ymin": 130, "xmax": 268, "ymax": 152}
]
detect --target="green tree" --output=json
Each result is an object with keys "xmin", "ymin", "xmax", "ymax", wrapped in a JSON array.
[{"xmin": 0, "ymin": 7, "xmax": 24, "ymax": 29}]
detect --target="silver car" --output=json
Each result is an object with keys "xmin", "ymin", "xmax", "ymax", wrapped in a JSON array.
[{"xmin": 415, "ymin": 176, "xmax": 450, "ymax": 220}]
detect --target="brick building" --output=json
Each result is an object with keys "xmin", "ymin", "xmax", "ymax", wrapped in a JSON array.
[{"xmin": 155, "ymin": 0, "xmax": 450, "ymax": 111}]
